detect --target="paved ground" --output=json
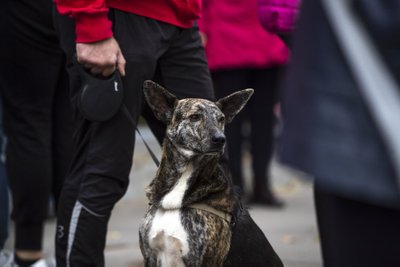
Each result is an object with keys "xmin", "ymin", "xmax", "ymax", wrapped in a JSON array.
[{"xmin": 5, "ymin": 126, "xmax": 322, "ymax": 267}]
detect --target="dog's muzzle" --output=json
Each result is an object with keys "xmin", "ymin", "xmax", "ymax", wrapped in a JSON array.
[{"xmin": 210, "ymin": 132, "xmax": 226, "ymax": 151}]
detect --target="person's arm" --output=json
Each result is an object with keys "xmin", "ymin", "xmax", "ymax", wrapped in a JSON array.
[
  {"xmin": 55, "ymin": 0, "xmax": 126, "ymax": 76},
  {"xmin": 55, "ymin": 0, "xmax": 112, "ymax": 43}
]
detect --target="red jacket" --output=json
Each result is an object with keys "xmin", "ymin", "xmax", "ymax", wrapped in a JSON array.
[{"xmin": 54, "ymin": 0, "xmax": 202, "ymax": 43}]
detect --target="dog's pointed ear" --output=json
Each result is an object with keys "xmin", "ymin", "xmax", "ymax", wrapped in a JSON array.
[
  {"xmin": 216, "ymin": 89, "xmax": 254, "ymax": 123},
  {"xmin": 143, "ymin": 80, "xmax": 177, "ymax": 123}
]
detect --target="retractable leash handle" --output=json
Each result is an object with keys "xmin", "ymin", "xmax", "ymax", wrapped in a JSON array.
[
  {"xmin": 75, "ymin": 58, "xmax": 160, "ymax": 166},
  {"xmin": 75, "ymin": 58, "xmax": 124, "ymax": 122}
]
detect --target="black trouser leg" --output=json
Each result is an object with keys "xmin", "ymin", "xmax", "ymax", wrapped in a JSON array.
[
  {"xmin": 0, "ymin": 0, "xmax": 73, "ymax": 251},
  {"xmin": 52, "ymin": 69, "xmax": 74, "ymax": 207},
  {"xmin": 211, "ymin": 68, "xmax": 280, "ymax": 195},
  {"xmin": 314, "ymin": 185, "xmax": 400, "ymax": 267},
  {"xmin": 55, "ymin": 10, "xmax": 214, "ymax": 267},
  {"xmin": 54, "ymin": 10, "xmax": 147, "ymax": 266},
  {"xmin": 249, "ymin": 68, "xmax": 279, "ymax": 194},
  {"xmin": 212, "ymin": 70, "xmax": 250, "ymax": 190}
]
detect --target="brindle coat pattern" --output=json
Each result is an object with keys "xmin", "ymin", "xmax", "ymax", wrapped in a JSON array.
[{"xmin": 139, "ymin": 81, "xmax": 253, "ymax": 267}]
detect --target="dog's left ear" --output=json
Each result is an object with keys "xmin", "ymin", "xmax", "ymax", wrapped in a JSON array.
[
  {"xmin": 143, "ymin": 80, "xmax": 178, "ymax": 123},
  {"xmin": 216, "ymin": 89, "xmax": 254, "ymax": 123}
]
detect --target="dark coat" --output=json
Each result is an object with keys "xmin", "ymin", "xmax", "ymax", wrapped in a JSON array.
[{"xmin": 279, "ymin": 0, "xmax": 400, "ymax": 208}]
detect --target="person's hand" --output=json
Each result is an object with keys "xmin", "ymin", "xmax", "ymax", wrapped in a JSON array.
[
  {"xmin": 199, "ymin": 31, "xmax": 207, "ymax": 47},
  {"xmin": 76, "ymin": 37, "xmax": 126, "ymax": 77}
]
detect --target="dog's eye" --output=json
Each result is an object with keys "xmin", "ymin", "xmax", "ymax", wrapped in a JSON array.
[
  {"xmin": 218, "ymin": 116, "xmax": 225, "ymax": 124},
  {"xmin": 189, "ymin": 114, "xmax": 201, "ymax": 122}
]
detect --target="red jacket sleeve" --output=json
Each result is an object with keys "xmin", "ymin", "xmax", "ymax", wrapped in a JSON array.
[
  {"xmin": 54, "ymin": 0, "xmax": 113, "ymax": 43},
  {"xmin": 197, "ymin": 0, "xmax": 209, "ymax": 34}
]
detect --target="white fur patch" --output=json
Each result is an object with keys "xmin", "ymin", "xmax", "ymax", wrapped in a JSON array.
[
  {"xmin": 177, "ymin": 147, "xmax": 195, "ymax": 158},
  {"xmin": 148, "ymin": 209, "xmax": 189, "ymax": 260},
  {"xmin": 147, "ymin": 165, "xmax": 193, "ymax": 263},
  {"xmin": 161, "ymin": 165, "xmax": 192, "ymax": 209}
]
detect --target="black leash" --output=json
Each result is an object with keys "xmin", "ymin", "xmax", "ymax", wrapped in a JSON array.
[
  {"xmin": 75, "ymin": 58, "xmax": 161, "ymax": 168},
  {"xmin": 121, "ymin": 105, "xmax": 160, "ymax": 167}
]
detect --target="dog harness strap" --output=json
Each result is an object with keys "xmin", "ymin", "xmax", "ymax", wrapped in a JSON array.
[{"xmin": 188, "ymin": 203, "xmax": 232, "ymax": 223}]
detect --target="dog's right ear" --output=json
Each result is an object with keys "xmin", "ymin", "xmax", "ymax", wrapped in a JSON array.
[
  {"xmin": 143, "ymin": 80, "xmax": 178, "ymax": 123},
  {"xmin": 216, "ymin": 88, "xmax": 254, "ymax": 124}
]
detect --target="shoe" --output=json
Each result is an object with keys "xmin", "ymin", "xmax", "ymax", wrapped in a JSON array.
[
  {"xmin": 11, "ymin": 258, "xmax": 55, "ymax": 267},
  {"xmin": 33, "ymin": 259, "xmax": 51, "ymax": 267},
  {"xmin": 249, "ymin": 191, "xmax": 285, "ymax": 208},
  {"xmin": 0, "ymin": 250, "xmax": 13, "ymax": 267}
]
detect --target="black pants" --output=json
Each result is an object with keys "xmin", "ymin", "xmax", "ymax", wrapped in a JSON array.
[
  {"xmin": 212, "ymin": 68, "xmax": 279, "ymax": 194},
  {"xmin": 314, "ymin": 185, "xmax": 400, "ymax": 267},
  {"xmin": 54, "ymin": 9, "xmax": 214, "ymax": 267},
  {"xmin": 0, "ymin": 0, "xmax": 73, "ymax": 251}
]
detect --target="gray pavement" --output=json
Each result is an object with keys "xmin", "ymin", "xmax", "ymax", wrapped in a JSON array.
[{"xmin": 5, "ymin": 126, "xmax": 322, "ymax": 267}]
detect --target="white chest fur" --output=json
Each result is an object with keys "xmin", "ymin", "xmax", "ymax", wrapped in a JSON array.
[
  {"xmin": 161, "ymin": 165, "xmax": 193, "ymax": 209},
  {"xmin": 147, "ymin": 165, "xmax": 193, "ymax": 264},
  {"xmin": 148, "ymin": 209, "xmax": 189, "ymax": 257}
]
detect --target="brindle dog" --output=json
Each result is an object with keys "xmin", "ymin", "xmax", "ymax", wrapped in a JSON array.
[{"xmin": 139, "ymin": 81, "xmax": 283, "ymax": 267}]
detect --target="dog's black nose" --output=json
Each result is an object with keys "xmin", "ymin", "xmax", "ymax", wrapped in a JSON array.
[{"xmin": 211, "ymin": 134, "xmax": 226, "ymax": 146}]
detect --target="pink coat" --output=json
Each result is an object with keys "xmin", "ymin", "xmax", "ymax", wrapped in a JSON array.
[
  {"xmin": 199, "ymin": 0, "xmax": 289, "ymax": 71},
  {"xmin": 257, "ymin": 0, "xmax": 301, "ymax": 33}
]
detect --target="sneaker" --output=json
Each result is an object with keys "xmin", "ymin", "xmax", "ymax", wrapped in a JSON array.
[
  {"xmin": 29, "ymin": 259, "xmax": 48, "ymax": 267},
  {"xmin": 0, "ymin": 250, "xmax": 13, "ymax": 267},
  {"xmin": 11, "ymin": 258, "xmax": 55, "ymax": 267},
  {"xmin": 45, "ymin": 257, "xmax": 56, "ymax": 267}
]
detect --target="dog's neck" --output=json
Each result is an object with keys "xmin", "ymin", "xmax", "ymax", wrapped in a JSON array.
[
  {"xmin": 146, "ymin": 138, "xmax": 231, "ymax": 211},
  {"xmin": 159, "ymin": 136, "xmax": 221, "ymax": 175}
]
